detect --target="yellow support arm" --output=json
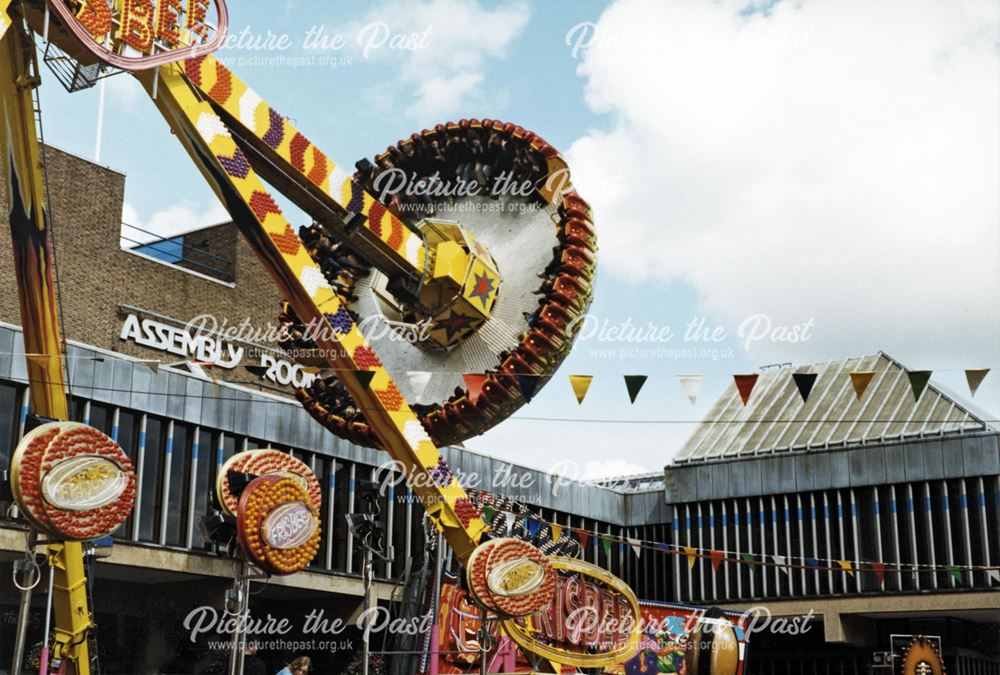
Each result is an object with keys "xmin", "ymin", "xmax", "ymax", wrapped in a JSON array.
[
  {"xmin": 134, "ymin": 59, "xmax": 488, "ymax": 562},
  {"xmin": 0, "ymin": 12, "xmax": 91, "ymax": 675}
]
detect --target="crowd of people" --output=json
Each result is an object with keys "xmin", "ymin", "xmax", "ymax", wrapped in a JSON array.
[{"xmin": 356, "ymin": 120, "xmax": 551, "ymax": 220}]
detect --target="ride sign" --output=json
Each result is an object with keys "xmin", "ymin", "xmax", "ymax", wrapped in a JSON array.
[
  {"xmin": 502, "ymin": 556, "xmax": 642, "ymax": 669},
  {"xmin": 47, "ymin": 0, "xmax": 229, "ymax": 70}
]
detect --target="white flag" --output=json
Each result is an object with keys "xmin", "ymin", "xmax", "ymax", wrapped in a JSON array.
[
  {"xmin": 407, "ymin": 371, "xmax": 433, "ymax": 403},
  {"xmin": 627, "ymin": 537, "xmax": 642, "ymax": 558},
  {"xmin": 773, "ymin": 555, "xmax": 789, "ymax": 574},
  {"xmin": 987, "ymin": 569, "xmax": 1000, "ymax": 585},
  {"xmin": 679, "ymin": 375, "xmax": 702, "ymax": 405}
]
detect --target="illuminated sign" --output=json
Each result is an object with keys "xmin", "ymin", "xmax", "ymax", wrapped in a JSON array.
[
  {"xmin": 10, "ymin": 422, "xmax": 136, "ymax": 540},
  {"xmin": 262, "ymin": 501, "xmax": 317, "ymax": 550},
  {"xmin": 47, "ymin": 0, "xmax": 229, "ymax": 70},
  {"xmin": 215, "ymin": 449, "xmax": 322, "ymax": 517},
  {"xmin": 41, "ymin": 455, "xmax": 128, "ymax": 511},
  {"xmin": 237, "ymin": 474, "xmax": 321, "ymax": 575},
  {"xmin": 502, "ymin": 557, "xmax": 642, "ymax": 669},
  {"xmin": 466, "ymin": 538, "xmax": 555, "ymax": 619}
]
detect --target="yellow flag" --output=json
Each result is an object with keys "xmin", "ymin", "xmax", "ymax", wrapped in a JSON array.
[
  {"xmin": 836, "ymin": 560, "xmax": 855, "ymax": 577},
  {"xmin": 683, "ymin": 546, "xmax": 697, "ymax": 569},
  {"xmin": 550, "ymin": 524, "xmax": 563, "ymax": 541},
  {"xmin": 569, "ymin": 375, "xmax": 594, "ymax": 405},
  {"xmin": 849, "ymin": 371, "xmax": 875, "ymax": 400}
]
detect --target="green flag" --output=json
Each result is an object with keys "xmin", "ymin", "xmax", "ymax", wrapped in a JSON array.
[
  {"xmin": 601, "ymin": 536, "xmax": 613, "ymax": 556},
  {"xmin": 741, "ymin": 553, "xmax": 757, "ymax": 569}
]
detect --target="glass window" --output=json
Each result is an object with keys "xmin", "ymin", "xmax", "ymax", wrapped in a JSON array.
[
  {"xmin": 191, "ymin": 430, "xmax": 215, "ymax": 550},
  {"xmin": 138, "ymin": 417, "xmax": 165, "ymax": 543},
  {"xmin": 164, "ymin": 423, "xmax": 192, "ymax": 547},
  {"xmin": 0, "ymin": 383, "xmax": 20, "ymax": 470}
]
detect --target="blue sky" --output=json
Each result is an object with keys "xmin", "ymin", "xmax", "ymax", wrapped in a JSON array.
[{"xmin": 36, "ymin": 0, "xmax": 1000, "ymax": 477}]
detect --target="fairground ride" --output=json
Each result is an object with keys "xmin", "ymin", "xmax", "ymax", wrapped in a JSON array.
[{"xmin": 1, "ymin": 2, "xmax": 733, "ymax": 673}]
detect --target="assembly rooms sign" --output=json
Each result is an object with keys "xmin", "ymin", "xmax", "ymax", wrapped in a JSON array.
[{"xmin": 118, "ymin": 311, "xmax": 315, "ymax": 388}]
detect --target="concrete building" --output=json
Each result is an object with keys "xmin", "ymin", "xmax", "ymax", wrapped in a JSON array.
[{"xmin": 1, "ymin": 148, "xmax": 997, "ymax": 673}]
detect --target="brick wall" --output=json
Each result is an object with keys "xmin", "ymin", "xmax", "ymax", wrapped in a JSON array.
[{"xmin": 0, "ymin": 146, "xmax": 290, "ymax": 392}]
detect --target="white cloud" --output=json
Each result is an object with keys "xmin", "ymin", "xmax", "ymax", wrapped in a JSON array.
[
  {"xmin": 351, "ymin": 0, "xmax": 530, "ymax": 122},
  {"xmin": 566, "ymin": 0, "xmax": 1000, "ymax": 365},
  {"xmin": 120, "ymin": 200, "xmax": 230, "ymax": 248}
]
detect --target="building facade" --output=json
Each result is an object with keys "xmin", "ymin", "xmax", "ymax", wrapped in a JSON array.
[{"xmin": 0, "ymin": 148, "xmax": 997, "ymax": 673}]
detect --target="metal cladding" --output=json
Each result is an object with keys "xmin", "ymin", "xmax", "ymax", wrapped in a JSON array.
[{"xmin": 675, "ymin": 352, "xmax": 989, "ymax": 463}]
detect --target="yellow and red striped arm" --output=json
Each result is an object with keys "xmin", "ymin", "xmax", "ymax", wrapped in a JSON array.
[
  {"xmin": 181, "ymin": 54, "xmax": 427, "ymax": 280},
  {"xmin": 139, "ymin": 61, "xmax": 485, "ymax": 561}
]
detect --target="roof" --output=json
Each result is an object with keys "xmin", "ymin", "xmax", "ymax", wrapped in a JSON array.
[{"xmin": 673, "ymin": 352, "xmax": 991, "ymax": 464}]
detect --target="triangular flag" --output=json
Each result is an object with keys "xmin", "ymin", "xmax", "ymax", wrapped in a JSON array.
[
  {"xmin": 575, "ymin": 528, "xmax": 590, "ymax": 550},
  {"xmin": 965, "ymin": 369, "xmax": 990, "ymax": 397},
  {"xmin": 355, "ymin": 370, "xmax": 376, "ymax": 389},
  {"xmin": 871, "ymin": 562, "xmax": 886, "ymax": 587},
  {"xmin": 482, "ymin": 506, "xmax": 495, "ymax": 525},
  {"xmin": 624, "ymin": 375, "xmax": 647, "ymax": 404},
  {"xmin": 627, "ymin": 537, "xmax": 642, "ymax": 558},
  {"xmin": 601, "ymin": 536, "xmax": 613, "ymax": 557},
  {"xmin": 849, "ymin": 372, "xmax": 875, "ymax": 400},
  {"xmin": 836, "ymin": 560, "xmax": 855, "ymax": 577},
  {"xmin": 740, "ymin": 553, "xmax": 757, "ymax": 569},
  {"xmin": 141, "ymin": 359, "xmax": 160, "ymax": 374},
  {"xmin": 734, "ymin": 374, "xmax": 759, "ymax": 405},
  {"xmin": 550, "ymin": 524, "xmax": 564, "ymax": 542},
  {"xmin": 805, "ymin": 557, "xmax": 819, "ymax": 568},
  {"xmin": 906, "ymin": 370, "xmax": 932, "ymax": 402},
  {"xmin": 945, "ymin": 565, "xmax": 962, "ymax": 584},
  {"xmin": 986, "ymin": 569, "xmax": 1000, "ymax": 584},
  {"xmin": 568, "ymin": 375, "xmax": 593, "ymax": 404},
  {"xmin": 245, "ymin": 364, "xmax": 270, "ymax": 378},
  {"xmin": 525, "ymin": 519, "xmax": 541, "ymax": 537},
  {"xmin": 792, "ymin": 373, "xmax": 817, "ymax": 403},
  {"xmin": 501, "ymin": 512, "xmax": 515, "ymax": 537},
  {"xmin": 407, "ymin": 371, "xmax": 433, "ymax": 402},
  {"xmin": 773, "ymin": 555, "xmax": 788, "ymax": 574},
  {"xmin": 463, "ymin": 374, "xmax": 487, "ymax": 404},
  {"xmin": 678, "ymin": 375, "xmax": 702, "ymax": 405},
  {"xmin": 710, "ymin": 549, "xmax": 724, "ymax": 572},
  {"xmin": 516, "ymin": 374, "xmax": 541, "ymax": 402},
  {"xmin": 683, "ymin": 546, "xmax": 697, "ymax": 569}
]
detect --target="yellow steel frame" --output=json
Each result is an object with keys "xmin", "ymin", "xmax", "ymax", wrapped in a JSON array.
[{"xmin": 0, "ymin": 7, "xmax": 92, "ymax": 674}]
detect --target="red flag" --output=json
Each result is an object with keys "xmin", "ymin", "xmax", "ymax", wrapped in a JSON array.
[
  {"xmin": 463, "ymin": 374, "xmax": 487, "ymax": 404},
  {"xmin": 734, "ymin": 374, "xmax": 759, "ymax": 405},
  {"xmin": 574, "ymin": 528, "xmax": 591, "ymax": 550},
  {"xmin": 872, "ymin": 562, "xmax": 886, "ymax": 587},
  {"xmin": 710, "ymin": 549, "xmax": 725, "ymax": 572}
]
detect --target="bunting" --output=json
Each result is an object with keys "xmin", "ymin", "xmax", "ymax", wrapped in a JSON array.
[
  {"xmin": 836, "ymin": 560, "xmax": 855, "ymax": 577},
  {"xmin": 516, "ymin": 374, "xmax": 541, "ymax": 402},
  {"xmin": 525, "ymin": 519, "xmax": 541, "ymax": 538},
  {"xmin": 601, "ymin": 536, "xmax": 613, "ymax": 557},
  {"xmin": 683, "ymin": 546, "xmax": 697, "ymax": 569},
  {"xmin": 678, "ymin": 375, "xmax": 702, "ymax": 405},
  {"xmin": 624, "ymin": 375, "xmax": 648, "ymax": 404},
  {"xmin": 710, "ymin": 549, "xmax": 724, "ymax": 572},
  {"xmin": 550, "ymin": 523, "xmax": 563, "ymax": 542},
  {"xmin": 773, "ymin": 554, "xmax": 788, "ymax": 573},
  {"xmin": 945, "ymin": 565, "xmax": 962, "ymax": 584},
  {"xmin": 906, "ymin": 370, "xmax": 932, "ymax": 402},
  {"xmin": 354, "ymin": 370, "xmax": 376, "ymax": 389},
  {"xmin": 805, "ymin": 557, "xmax": 819, "ymax": 568},
  {"xmin": 986, "ymin": 569, "xmax": 1000, "ymax": 585},
  {"xmin": 849, "ymin": 371, "xmax": 875, "ymax": 399},
  {"xmin": 463, "ymin": 374, "xmax": 486, "ymax": 404},
  {"xmin": 734, "ymin": 374, "xmax": 759, "ymax": 405},
  {"xmin": 568, "ymin": 375, "xmax": 593, "ymax": 405},
  {"xmin": 407, "ymin": 371, "xmax": 433, "ymax": 402},
  {"xmin": 872, "ymin": 562, "xmax": 886, "ymax": 587},
  {"xmin": 741, "ymin": 553, "xmax": 757, "ymax": 569},
  {"xmin": 965, "ymin": 368, "xmax": 990, "ymax": 397},
  {"xmin": 575, "ymin": 528, "xmax": 590, "ymax": 550},
  {"xmin": 792, "ymin": 372, "xmax": 817, "ymax": 403},
  {"xmin": 628, "ymin": 537, "xmax": 643, "ymax": 558}
]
